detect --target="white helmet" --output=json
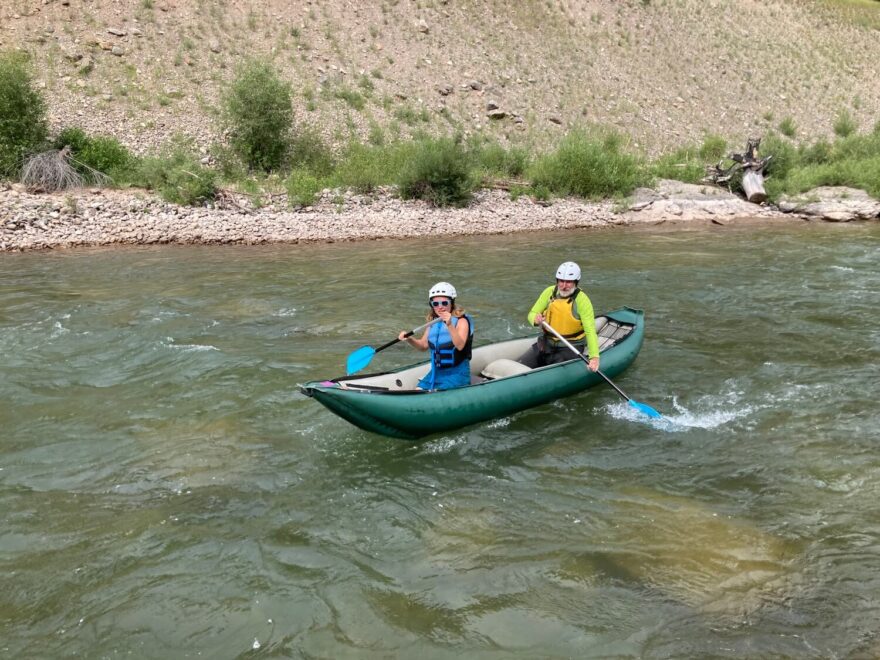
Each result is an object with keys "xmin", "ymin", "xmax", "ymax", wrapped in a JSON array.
[
  {"xmin": 428, "ymin": 281, "xmax": 457, "ymax": 300},
  {"xmin": 555, "ymin": 261, "xmax": 581, "ymax": 281}
]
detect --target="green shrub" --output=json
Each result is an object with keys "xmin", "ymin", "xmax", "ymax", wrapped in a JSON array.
[
  {"xmin": 778, "ymin": 116, "xmax": 797, "ymax": 138},
  {"xmin": 397, "ymin": 137, "xmax": 475, "ymax": 207},
  {"xmin": 53, "ymin": 126, "xmax": 90, "ymax": 153},
  {"xmin": 0, "ymin": 51, "xmax": 48, "ymax": 178},
  {"xmin": 289, "ymin": 129, "xmax": 335, "ymax": 176},
  {"xmin": 833, "ymin": 109, "xmax": 857, "ymax": 138},
  {"xmin": 286, "ymin": 167, "xmax": 323, "ymax": 207},
  {"xmin": 528, "ymin": 130, "xmax": 648, "ymax": 199},
  {"xmin": 333, "ymin": 86, "xmax": 365, "ymax": 110},
  {"xmin": 221, "ymin": 61, "xmax": 293, "ymax": 171},
  {"xmin": 134, "ymin": 139, "xmax": 216, "ymax": 205},
  {"xmin": 761, "ymin": 132, "xmax": 799, "ymax": 180},
  {"xmin": 333, "ymin": 140, "xmax": 419, "ymax": 193},
  {"xmin": 651, "ymin": 147, "xmax": 706, "ymax": 183},
  {"xmin": 763, "ymin": 127, "xmax": 880, "ymax": 200},
  {"xmin": 799, "ymin": 139, "xmax": 833, "ymax": 165},
  {"xmin": 698, "ymin": 134, "xmax": 727, "ymax": 161},
  {"xmin": 54, "ymin": 127, "xmax": 133, "ymax": 181},
  {"xmin": 469, "ymin": 138, "xmax": 530, "ymax": 178}
]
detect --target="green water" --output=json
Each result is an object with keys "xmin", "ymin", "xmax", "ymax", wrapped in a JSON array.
[{"xmin": 2, "ymin": 223, "xmax": 879, "ymax": 658}]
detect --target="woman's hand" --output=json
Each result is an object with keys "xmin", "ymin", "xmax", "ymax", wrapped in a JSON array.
[
  {"xmin": 398, "ymin": 330, "xmax": 408, "ymax": 341},
  {"xmin": 437, "ymin": 308, "xmax": 453, "ymax": 325}
]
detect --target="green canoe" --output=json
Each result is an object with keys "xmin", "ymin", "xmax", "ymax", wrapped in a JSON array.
[{"xmin": 301, "ymin": 307, "xmax": 645, "ymax": 440}]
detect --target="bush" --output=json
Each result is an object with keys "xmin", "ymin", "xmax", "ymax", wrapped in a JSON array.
[
  {"xmin": 833, "ymin": 109, "xmax": 857, "ymax": 139},
  {"xmin": 53, "ymin": 127, "xmax": 133, "ymax": 182},
  {"xmin": 528, "ymin": 129, "xmax": 649, "ymax": 199},
  {"xmin": 397, "ymin": 137, "xmax": 475, "ymax": 207},
  {"xmin": 466, "ymin": 136, "xmax": 530, "ymax": 178},
  {"xmin": 333, "ymin": 140, "xmax": 419, "ymax": 194},
  {"xmin": 0, "ymin": 51, "xmax": 48, "ymax": 178},
  {"xmin": 289, "ymin": 128, "xmax": 335, "ymax": 177},
  {"xmin": 134, "ymin": 139, "xmax": 217, "ymax": 205},
  {"xmin": 286, "ymin": 167, "xmax": 323, "ymax": 207},
  {"xmin": 763, "ymin": 127, "xmax": 880, "ymax": 200},
  {"xmin": 221, "ymin": 61, "xmax": 293, "ymax": 171},
  {"xmin": 778, "ymin": 116, "xmax": 797, "ymax": 138},
  {"xmin": 761, "ymin": 132, "xmax": 799, "ymax": 180},
  {"xmin": 698, "ymin": 134, "xmax": 727, "ymax": 161},
  {"xmin": 651, "ymin": 147, "xmax": 706, "ymax": 184},
  {"xmin": 799, "ymin": 139, "xmax": 833, "ymax": 165}
]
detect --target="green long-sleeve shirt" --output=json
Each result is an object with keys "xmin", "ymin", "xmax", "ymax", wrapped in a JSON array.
[{"xmin": 527, "ymin": 285, "xmax": 601, "ymax": 359}]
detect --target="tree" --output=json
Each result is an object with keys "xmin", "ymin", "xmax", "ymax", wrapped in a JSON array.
[
  {"xmin": 0, "ymin": 51, "xmax": 48, "ymax": 178},
  {"xmin": 221, "ymin": 61, "xmax": 293, "ymax": 171}
]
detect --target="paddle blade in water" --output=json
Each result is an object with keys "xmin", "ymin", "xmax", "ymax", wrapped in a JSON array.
[
  {"xmin": 629, "ymin": 399, "xmax": 663, "ymax": 419},
  {"xmin": 346, "ymin": 345, "xmax": 376, "ymax": 375}
]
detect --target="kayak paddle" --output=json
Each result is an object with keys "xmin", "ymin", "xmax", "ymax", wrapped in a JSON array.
[
  {"xmin": 540, "ymin": 321, "xmax": 663, "ymax": 419},
  {"xmin": 346, "ymin": 317, "xmax": 442, "ymax": 375}
]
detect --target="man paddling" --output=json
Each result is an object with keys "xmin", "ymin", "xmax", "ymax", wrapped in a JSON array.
[{"xmin": 527, "ymin": 261, "xmax": 600, "ymax": 370}]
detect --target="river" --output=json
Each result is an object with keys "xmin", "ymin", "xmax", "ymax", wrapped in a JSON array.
[{"xmin": 1, "ymin": 222, "xmax": 878, "ymax": 658}]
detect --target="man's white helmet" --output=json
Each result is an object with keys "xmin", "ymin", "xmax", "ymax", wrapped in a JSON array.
[
  {"xmin": 555, "ymin": 261, "xmax": 581, "ymax": 281},
  {"xmin": 428, "ymin": 281, "xmax": 457, "ymax": 300}
]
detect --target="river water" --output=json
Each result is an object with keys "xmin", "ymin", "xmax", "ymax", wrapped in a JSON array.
[{"xmin": 1, "ymin": 222, "xmax": 878, "ymax": 658}]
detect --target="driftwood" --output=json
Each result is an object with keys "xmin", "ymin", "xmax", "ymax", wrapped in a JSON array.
[
  {"xmin": 482, "ymin": 177, "xmax": 530, "ymax": 191},
  {"xmin": 704, "ymin": 137, "xmax": 772, "ymax": 204}
]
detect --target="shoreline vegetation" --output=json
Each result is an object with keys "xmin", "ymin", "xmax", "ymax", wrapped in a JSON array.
[{"xmin": 2, "ymin": 52, "xmax": 879, "ymax": 253}]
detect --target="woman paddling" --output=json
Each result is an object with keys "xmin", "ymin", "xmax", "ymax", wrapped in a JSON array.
[{"xmin": 399, "ymin": 282, "xmax": 474, "ymax": 391}]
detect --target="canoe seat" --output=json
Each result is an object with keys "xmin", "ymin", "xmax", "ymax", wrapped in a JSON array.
[{"xmin": 481, "ymin": 358, "xmax": 532, "ymax": 380}]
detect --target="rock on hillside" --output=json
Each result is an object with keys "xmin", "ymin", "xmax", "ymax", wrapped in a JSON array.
[{"xmin": 2, "ymin": 0, "xmax": 879, "ymax": 155}]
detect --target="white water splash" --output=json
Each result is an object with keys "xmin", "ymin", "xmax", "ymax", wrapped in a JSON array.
[
  {"xmin": 486, "ymin": 416, "xmax": 512, "ymax": 429},
  {"xmin": 603, "ymin": 395, "xmax": 754, "ymax": 432},
  {"xmin": 423, "ymin": 434, "xmax": 468, "ymax": 454},
  {"xmin": 161, "ymin": 337, "xmax": 219, "ymax": 352}
]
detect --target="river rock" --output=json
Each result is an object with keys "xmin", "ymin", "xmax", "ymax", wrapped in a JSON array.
[{"xmin": 777, "ymin": 187, "xmax": 880, "ymax": 222}]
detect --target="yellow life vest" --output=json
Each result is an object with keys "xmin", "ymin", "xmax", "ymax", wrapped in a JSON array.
[{"xmin": 544, "ymin": 288, "xmax": 585, "ymax": 341}]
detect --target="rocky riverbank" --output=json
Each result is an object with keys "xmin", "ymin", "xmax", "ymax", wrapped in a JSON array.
[{"xmin": 1, "ymin": 180, "xmax": 877, "ymax": 252}]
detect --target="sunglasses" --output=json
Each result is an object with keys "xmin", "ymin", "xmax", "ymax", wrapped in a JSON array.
[{"xmin": 430, "ymin": 300, "xmax": 451, "ymax": 308}]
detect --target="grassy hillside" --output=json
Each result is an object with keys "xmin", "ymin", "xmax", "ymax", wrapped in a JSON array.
[{"xmin": 2, "ymin": 0, "xmax": 879, "ymax": 157}]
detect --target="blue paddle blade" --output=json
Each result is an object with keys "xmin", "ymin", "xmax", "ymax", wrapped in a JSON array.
[
  {"xmin": 346, "ymin": 345, "xmax": 376, "ymax": 375},
  {"xmin": 629, "ymin": 399, "xmax": 663, "ymax": 419}
]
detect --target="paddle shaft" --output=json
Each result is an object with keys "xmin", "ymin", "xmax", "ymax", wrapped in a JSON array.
[
  {"xmin": 374, "ymin": 317, "xmax": 442, "ymax": 353},
  {"xmin": 540, "ymin": 321, "xmax": 634, "ymax": 403}
]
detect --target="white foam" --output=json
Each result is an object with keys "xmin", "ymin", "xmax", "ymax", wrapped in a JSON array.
[
  {"xmin": 604, "ymin": 395, "xmax": 754, "ymax": 432},
  {"xmin": 161, "ymin": 337, "xmax": 219, "ymax": 352}
]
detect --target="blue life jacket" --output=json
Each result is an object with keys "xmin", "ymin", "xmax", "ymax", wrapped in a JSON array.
[{"xmin": 428, "ymin": 314, "xmax": 473, "ymax": 369}]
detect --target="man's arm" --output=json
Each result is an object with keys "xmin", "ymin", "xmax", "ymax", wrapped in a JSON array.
[
  {"xmin": 527, "ymin": 286, "xmax": 555, "ymax": 325},
  {"xmin": 575, "ymin": 292, "xmax": 601, "ymax": 359}
]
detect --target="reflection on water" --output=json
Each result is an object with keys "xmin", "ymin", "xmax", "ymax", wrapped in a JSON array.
[{"xmin": 1, "ymin": 223, "xmax": 879, "ymax": 657}]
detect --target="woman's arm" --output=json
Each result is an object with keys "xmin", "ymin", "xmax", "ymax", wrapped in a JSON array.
[
  {"xmin": 447, "ymin": 316, "xmax": 469, "ymax": 350},
  {"xmin": 399, "ymin": 328, "xmax": 430, "ymax": 351}
]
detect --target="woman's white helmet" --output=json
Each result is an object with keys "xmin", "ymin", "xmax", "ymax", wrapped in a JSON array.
[
  {"xmin": 555, "ymin": 261, "xmax": 581, "ymax": 281},
  {"xmin": 428, "ymin": 281, "xmax": 457, "ymax": 300}
]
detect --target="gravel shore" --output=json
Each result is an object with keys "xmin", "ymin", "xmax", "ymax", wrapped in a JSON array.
[{"xmin": 1, "ymin": 180, "xmax": 807, "ymax": 253}]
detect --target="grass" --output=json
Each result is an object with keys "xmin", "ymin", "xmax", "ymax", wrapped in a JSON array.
[
  {"xmin": 763, "ymin": 126, "xmax": 880, "ymax": 199},
  {"xmin": 528, "ymin": 129, "xmax": 650, "ymax": 199}
]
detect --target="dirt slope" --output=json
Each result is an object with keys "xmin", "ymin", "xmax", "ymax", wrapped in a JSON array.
[{"xmin": 2, "ymin": 0, "xmax": 879, "ymax": 156}]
